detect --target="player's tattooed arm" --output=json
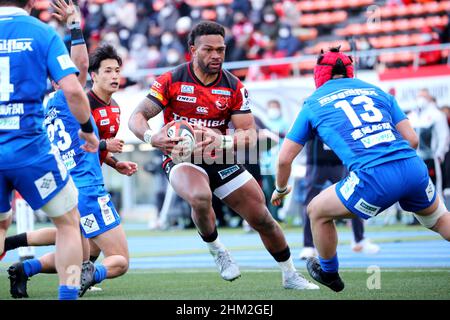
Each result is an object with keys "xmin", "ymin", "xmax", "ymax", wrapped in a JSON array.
[{"xmin": 128, "ymin": 97, "xmax": 162, "ymax": 141}]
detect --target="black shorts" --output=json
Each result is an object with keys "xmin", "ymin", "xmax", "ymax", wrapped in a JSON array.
[{"xmin": 162, "ymin": 155, "xmax": 253, "ymax": 199}]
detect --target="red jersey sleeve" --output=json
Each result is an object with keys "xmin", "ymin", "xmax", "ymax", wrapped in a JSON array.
[
  {"xmin": 146, "ymin": 72, "xmax": 172, "ymax": 109},
  {"xmin": 231, "ymin": 81, "xmax": 252, "ymax": 115}
]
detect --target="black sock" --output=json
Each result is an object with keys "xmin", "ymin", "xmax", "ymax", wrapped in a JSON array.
[
  {"xmin": 199, "ymin": 227, "xmax": 218, "ymax": 243},
  {"xmin": 270, "ymin": 246, "xmax": 291, "ymax": 262},
  {"xmin": 4, "ymin": 233, "xmax": 28, "ymax": 252}
]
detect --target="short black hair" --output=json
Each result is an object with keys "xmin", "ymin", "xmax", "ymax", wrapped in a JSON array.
[
  {"xmin": 188, "ymin": 21, "xmax": 225, "ymax": 47},
  {"xmin": 0, "ymin": 0, "xmax": 28, "ymax": 7},
  {"xmin": 88, "ymin": 44, "xmax": 122, "ymax": 74}
]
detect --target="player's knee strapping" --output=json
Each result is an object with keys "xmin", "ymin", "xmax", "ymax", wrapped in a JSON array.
[{"xmin": 414, "ymin": 199, "xmax": 448, "ymax": 229}]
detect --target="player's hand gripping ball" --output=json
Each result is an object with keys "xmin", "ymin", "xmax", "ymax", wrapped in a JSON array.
[{"xmin": 167, "ymin": 120, "xmax": 196, "ymax": 163}]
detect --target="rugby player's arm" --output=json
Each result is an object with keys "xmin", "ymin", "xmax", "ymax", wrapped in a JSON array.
[
  {"xmin": 70, "ymin": 41, "xmax": 88, "ymax": 87},
  {"xmin": 128, "ymin": 97, "xmax": 162, "ymax": 142},
  {"xmin": 230, "ymin": 113, "xmax": 257, "ymax": 148},
  {"xmin": 104, "ymin": 152, "xmax": 118, "ymax": 169},
  {"xmin": 276, "ymin": 139, "xmax": 304, "ymax": 190},
  {"xmin": 59, "ymin": 74, "xmax": 91, "ymax": 124},
  {"xmin": 396, "ymin": 119, "xmax": 418, "ymax": 149}
]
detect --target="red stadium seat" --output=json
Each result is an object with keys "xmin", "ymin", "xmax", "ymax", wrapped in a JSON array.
[
  {"xmin": 440, "ymin": 1, "xmax": 450, "ymax": 11},
  {"xmin": 423, "ymin": 1, "xmax": 440, "ymax": 14},
  {"xmin": 396, "ymin": 34, "xmax": 411, "ymax": 47},
  {"xmin": 382, "ymin": 20, "xmax": 396, "ymax": 33},
  {"xmin": 393, "ymin": 19, "xmax": 410, "ymax": 32},
  {"xmin": 410, "ymin": 17, "xmax": 427, "ymax": 29},
  {"xmin": 366, "ymin": 22, "xmax": 383, "ymax": 35},
  {"xmin": 407, "ymin": 3, "xmax": 425, "ymax": 16}
]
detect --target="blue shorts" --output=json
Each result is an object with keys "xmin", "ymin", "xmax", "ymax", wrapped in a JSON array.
[
  {"xmin": 336, "ymin": 156, "xmax": 436, "ymax": 219},
  {"xmin": 0, "ymin": 146, "xmax": 69, "ymax": 213},
  {"xmin": 78, "ymin": 185, "xmax": 121, "ymax": 238}
]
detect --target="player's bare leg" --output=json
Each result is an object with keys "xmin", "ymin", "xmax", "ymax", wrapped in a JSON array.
[
  {"xmin": 8, "ymin": 233, "xmax": 96, "ymax": 298},
  {"xmin": 79, "ymin": 225, "xmax": 129, "ymax": 297},
  {"xmin": 223, "ymin": 177, "xmax": 318, "ymax": 289},
  {"xmin": 223, "ymin": 178, "xmax": 286, "ymax": 252},
  {"xmin": 170, "ymin": 165, "xmax": 240, "ymax": 281},
  {"xmin": 92, "ymin": 225, "xmax": 129, "ymax": 278},
  {"xmin": 50, "ymin": 208, "xmax": 82, "ymax": 285},
  {"xmin": 0, "ymin": 213, "xmax": 12, "ymax": 256},
  {"xmin": 306, "ymin": 183, "xmax": 356, "ymax": 291},
  {"xmin": 415, "ymin": 196, "xmax": 450, "ymax": 240},
  {"xmin": 170, "ymin": 166, "xmax": 216, "ymax": 235},
  {"xmin": 88, "ymin": 238, "xmax": 102, "ymax": 262}
]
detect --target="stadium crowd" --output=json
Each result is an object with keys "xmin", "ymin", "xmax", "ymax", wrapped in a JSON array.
[{"xmin": 30, "ymin": 0, "xmax": 450, "ymax": 85}]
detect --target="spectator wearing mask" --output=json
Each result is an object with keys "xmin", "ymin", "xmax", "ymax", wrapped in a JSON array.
[
  {"xmin": 259, "ymin": 100, "xmax": 290, "ymax": 221},
  {"xmin": 408, "ymin": 89, "xmax": 450, "ymax": 197}
]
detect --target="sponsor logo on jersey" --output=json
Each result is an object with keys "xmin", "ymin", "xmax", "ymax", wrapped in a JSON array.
[
  {"xmin": 212, "ymin": 89, "xmax": 231, "ymax": 96},
  {"xmin": 0, "ymin": 103, "xmax": 24, "ymax": 116},
  {"xmin": 110, "ymin": 125, "xmax": 116, "ymax": 133},
  {"xmin": 426, "ymin": 179, "xmax": 435, "ymax": 202},
  {"xmin": 218, "ymin": 165, "xmax": 240, "ymax": 180},
  {"xmin": 34, "ymin": 172, "xmax": 57, "ymax": 200},
  {"xmin": 152, "ymin": 80, "xmax": 162, "ymax": 89},
  {"xmin": 0, "ymin": 39, "xmax": 33, "ymax": 53},
  {"xmin": 111, "ymin": 107, "xmax": 120, "ymax": 113},
  {"xmin": 0, "ymin": 117, "xmax": 19, "ymax": 129},
  {"xmin": 57, "ymin": 54, "xmax": 76, "ymax": 70},
  {"xmin": 176, "ymin": 95, "xmax": 197, "ymax": 103},
  {"xmin": 100, "ymin": 119, "xmax": 110, "ymax": 126},
  {"xmin": 318, "ymin": 88, "xmax": 378, "ymax": 106},
  {"xmin": 354, "ymin": 198, "xmax": 381, "ymax": 217},
  {"xmin": 98, "ymin": 195, "xmax": 116, "ymax": 226},
  {"xmin": 149, "ymin": 89, "xmax": 163, "ymax": 102},
  {"xmin": 80, "ymin": 214, "xmax": 100, "ymax": 234},
  {"xmin": 196, "ymin": 106, "xmax": 209, "ymax": 114},
  {"xmin": 339, "ymin": 171, "xmax": 360, "ymax": 201},
  {"xmin": 215, "ymin": 96, "xmax": 229, "ymax": 110},
  {"xmin": 360, "ymin": 130, "xmax": 395, "ymax": 148},
  {"xmin": 240, "ymin": 87, "xmax": 251, "ymax": 111},
  {"xmin": 173, "ymin": 113, "xmax": 226, "ymax": 128},
  {"xmin": 44, "ymin": 107, "xmax": 59, "ymax": 125},
  {"xmin": 61, "ymin": 149, "xmax": 76, "ymax": 170},
  {"xmin": 181, "ymin": 85, "xmax": 194, "ymax": 94}
]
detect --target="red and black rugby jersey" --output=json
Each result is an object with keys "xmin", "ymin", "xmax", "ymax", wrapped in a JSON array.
[
  {"xmin": 146, "ymin": 62, "xmax": 252, "ymax": 135},
  {"xmin": 88, "ymin": 90, "xmax": 121, "ymax": 164}
]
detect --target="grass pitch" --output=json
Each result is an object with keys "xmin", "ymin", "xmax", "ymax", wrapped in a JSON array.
[
  {"xmin": 0, "ymin": 224, "xmax": 448, "ymax": 300},
  {"xmin": 0, "ymin": 268, "xmax": 449, "ymax": 300}
]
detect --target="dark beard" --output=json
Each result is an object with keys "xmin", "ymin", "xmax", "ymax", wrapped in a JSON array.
[{"xmin": 198, "ymin": 59, "xmax": 221, "ymax": 75}]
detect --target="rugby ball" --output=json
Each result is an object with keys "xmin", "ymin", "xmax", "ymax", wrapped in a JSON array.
[{"xmin": 167, "ymin": 120, "xmax": 196, "ymax": 162}]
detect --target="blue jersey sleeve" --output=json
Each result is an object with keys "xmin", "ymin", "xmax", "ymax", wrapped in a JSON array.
[
  {"xmin": 286, "ymin": 104, "xmax": 313, "ymax": 145},
  {"xmin": 46, "ymin": 31, "xmax": 79, "ymax": 83},
  {"xmin": 389, "ymin": 94, "xmax": 407, "ymax": 125}
]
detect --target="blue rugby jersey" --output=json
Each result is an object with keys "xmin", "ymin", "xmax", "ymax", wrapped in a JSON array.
[
  {"xmin": 287, "ymin": 78, "xmax": 417, "ymax": 171},
  {"xmin": 45, "ymin": 90, "xmax": 104, "ymax": 188},
  {"xmin": 0, "ymin": 7, "xmax": 78, "ymax": 169}
]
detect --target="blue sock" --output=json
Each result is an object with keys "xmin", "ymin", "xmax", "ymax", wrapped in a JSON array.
[
  {"xmin": 94, "ymin": 264, "xmax": 107, "ymax": 284},
  {"xmin": 319, "ymin": 254, "xmax": 339, "ymax": 273},
  {"xmin": 58, "ymin": 285, "xmax": 79, "ymax": 300},
  {"xmin": 23, "ymin": 259, "xmax": 42, "ymax": 277}
]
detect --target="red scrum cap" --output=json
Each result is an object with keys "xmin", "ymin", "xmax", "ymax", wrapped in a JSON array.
[{"xmin": 314, "ymin": 46, "xmax": 354, "ymax": 88}]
